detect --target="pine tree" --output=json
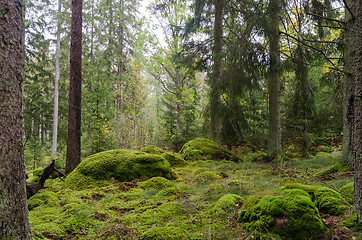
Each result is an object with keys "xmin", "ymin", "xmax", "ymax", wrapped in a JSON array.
[
  {"xmin": 66, "ymin": 0, "xmax": 83, "ymax": 174},
  {"xmin": 0, "ymin": 0, "xmax": 31, "ymax": 238}
]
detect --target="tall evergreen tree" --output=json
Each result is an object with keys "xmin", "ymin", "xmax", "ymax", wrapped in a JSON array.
[
  {"xmin": 66, "ymin": 0, "xmax": 83, "ymax": 174},
  {"xmin": 267, "ymin": 0, "xmax": 282, "ymax": 159},
  {"xmin": 0, "ymin": 0, "xmax": 31, "ymax": 238}
]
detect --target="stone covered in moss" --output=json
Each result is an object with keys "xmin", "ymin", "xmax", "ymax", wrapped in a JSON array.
[
  {"xmin": 65, "ymin": 149, "xmax": 172, "ymax": 190},
  {"xmin": 140, "ymin": 226, "xmax": 190, "ymax": 240},
  {"xmin": 161, "ymin": 152, "xmax": 188, "ymax": 167},
  {"xmin": 340, "ymin": 182, "xmax": 354, "ymax": 204},
  {"xmin": 180, "ymin": 138, "xmax": 242, "ymax": 162},
  {"xmin": 285, "ymin": 183, "xmax": 350, "ymax": 215},
  {"xmin": 140, "ymin": 177, "xmax": 175, "ymax": 190},
  {"xmin": 192, "ymin": 171, "xmax": 222, "ymax": 184},
  {"xmin": 140, "ymin": 146, "xmax": 166, "ymax": 155},
  {"xmin": 212, "ymin": 194, "xmax": 243, "ymax": 215},
  {"xmin": 238, "ymin": 189, "xmax": 325, "ymax": 240}
]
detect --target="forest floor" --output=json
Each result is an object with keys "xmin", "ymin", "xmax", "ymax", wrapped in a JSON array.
[{"xmin": 27, "ymin": 149, "xmax": 361, "ymax": 240}]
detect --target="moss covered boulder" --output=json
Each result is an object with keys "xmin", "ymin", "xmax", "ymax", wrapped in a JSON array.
[
  {"xmin": 340, "ymin": 182, "xmax": 354, "ymax": 204},
  {"xmin": 180, "ymin": 138, "xmax": 242, "ymax": 162},
  {"xmin": 238, "ymin": 189, "xmax": 325, "ymax": 240},
  {"xmin": 140, "ymin": 226, "xmax": 190, "ymax": 240},
  {"xmin": 212, "ymin": 194, "xmax": 243, "ymax": 215},
  {"xmin": 65, "ymin": 149, "xmax": 172, "ymax": 190},
  {"xmin": 285, "ymin": 183, "xmax": 350, "ymax": 215},
  {"xmin": 140, "ymin": 177, "xmax": 175, "ymax": 190},
  {"xmin": 141, "ymin": 146, "xmax": 188, "ymax": 167}
]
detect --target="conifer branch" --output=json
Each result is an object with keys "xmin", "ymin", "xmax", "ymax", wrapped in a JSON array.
[
  {"xmin": 280, "ymin": 31, "xmax": 342, "ymax": 72},
  {"xmin": 306, "ymin": 12, "xmax": 346, "ymax": 24},
  {"xmin": 342, "ymin": 0, "xmax": 355, "ymax": 20},
  {"xmin": 301, "ymin": 39, "xmax": 344, "ymax": 45}
]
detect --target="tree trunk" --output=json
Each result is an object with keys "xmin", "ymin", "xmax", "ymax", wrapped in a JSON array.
[
  {"xmin": 267, "ymin": 0, "xmax": 282, "ymax": 159},
  {"xmin": 66, "ymin": 0, "xmax": 83, "ymax": 174},
  {"xmin": 353, "ymin": 0, "xmax": 362, "ymax": 223},
  {"xmin": 209, "ymin": 0, "xmax": 223, "ymax": 142},
  {"xmin": 342, "ymin": 0, "xmax": 357, "ymax": 170},
  {"xmin": 51, "ymin": 0, "xmax": 62, "ymax": 157},
  {"xmin": 0, "ymin": 0, "xmax": 31, "ymax": 238}
]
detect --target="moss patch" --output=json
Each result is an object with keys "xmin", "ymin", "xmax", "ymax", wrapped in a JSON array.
[
  {"xmin": 140, "ymin": 226, "xmax": 190, "ymax": 240},
  {"xmin": 140, "ymin": 146, "xmax": 166, "ymax": 155},
  {"xmin": 140, "ymin": 177, "xmax": 175, "ymax": 190},
  {"xmin": 161, "ymin": 152, "xmax": 188, "ymax": 167},
  {"xmin": 180, "ymin": 138, "xmax": 242, "ymax": 162},
  {"xmin": 212, "ymin": 194, "xmax": 243, "ymax": 215},
  {"xmin": 64, "ymin": 149, "xmax": 172, "ymax": 190},
  {"xmin": 315, "ymin": 161, "xmax": 349, "ymax": 177},
  {"xmin": 238, "ymin": 189, "xmax": 325, "ymax": 240},
  {"xmin": 285, "ymin": 183, "xmax": 350, "ymax": 215},
  {"xmin": 340, "ymin": 182, "xmax": 354, "ymax": 204},
  {"xmin": 192, "ymin": 171, "xmax": 222, "ymax": 184}
]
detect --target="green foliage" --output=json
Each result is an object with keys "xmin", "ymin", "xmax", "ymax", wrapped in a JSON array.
[{"xmin": 212, "ymin": 194, "xmax": 243, "ymax": 215}]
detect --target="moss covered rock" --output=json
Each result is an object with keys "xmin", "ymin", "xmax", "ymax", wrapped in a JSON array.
[
  {"xmin": 180, "ymin": 138, "xmax": 242, "ymax": 162},
  {"xmin": 238, "ymin": 189, "xmax": 325, "ymax": 240},
  {"xmin": 340, "ymin": 182, "xmax": 354, "ymax": 204},
  {"xmin": 140, "ymin": 177, "xmax": 175, "ymax": 190},
  {"xmin": 140, "ymin": 146, "xmax": 166, "ymax": 155},
  {"xmin": 161, "ymin": 152, "xmax": 188, "ymax": 167},
  {"xmin": 192, "ymin": 171, "xmax": 222, "ymax": 184},
  {"xmin": 212, "ymin": 194, "xmax": 243, "ymax": 215},
  {"xmin": 65, "ymin": 149, "xmax": 172, "ymax": 190},
  {"xmin": 285, "ymin": 183, "xmax": 350, "ymax": 215},
  {"xmin": 140, "ymin": 226, "xmax": 190, "ymax": 240}
]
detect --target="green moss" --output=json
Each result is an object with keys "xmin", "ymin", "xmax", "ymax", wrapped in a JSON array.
[
  {"xmin": 285, "ymin": 183, "xmax": 350, "ymax": 215},
  {"xmin": 140, "ymin": 226, "xmax": 190, "ymax": 240},
  {"xmin": 238, "ymin": 189, "xmax": 325, "ymax": 240},
  {"xmin": 154, "ymin": 187, "xmax": 183, "ymax": 199},
  {"xmin": 212, "ymin": 194, "xmax": 243, "ymax": 215},
  {"xmin": 61, "ymin": 216, "xmax": 95, "ymax": 235},
  {"xmin": 65, "ymin": 149, "xmax": 172, "ymax": 190},
  {"xmin": 161, "ymin": 152, "xmax": 188, "ymax": 167},
  {"xmin": 140, "ymin": 146, "xmax": 166, "ymax": 154},
  {"xmin": 192, "ymin": 171, "xmax": 222, "ymax": 184},
  {"xmin": 340, "ymin": 182, "xmax": 354, "ymax": 204},
  {"xmin": 180, "ymin": 138, "xmax": 242, "ymax": 162},
  {"xmin": 344, "ymin": 210, "xmax": 362, "ymax": 231},
  {"xmin": 28, "ymin": 191, "xmax": 59, "ymax": 210},
  {"xmin": 140, "ymin": 177, "xmax": 175, "ymax": 190},
  {"xmin": 315, "ymin": 161, "xmax": 348, "ymax": 177}
]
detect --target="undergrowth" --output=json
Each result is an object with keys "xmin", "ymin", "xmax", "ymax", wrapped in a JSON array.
[{"xmin": 28, "ymin": 150, "xmax": 361, "ymax": 240}]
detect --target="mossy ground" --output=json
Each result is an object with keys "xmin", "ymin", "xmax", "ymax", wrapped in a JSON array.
[{"xmin": 28, "ymin": 149, "xmax": 361, "ymax": 240}]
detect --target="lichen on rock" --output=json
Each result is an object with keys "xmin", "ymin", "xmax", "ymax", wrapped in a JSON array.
[
  {"xmin": 64, "ymin": 149, "xmax": 172, "ymax": 190},
  {"xmin": 180, "ymin": 138, "xmax": 242, "ymax": 162}
]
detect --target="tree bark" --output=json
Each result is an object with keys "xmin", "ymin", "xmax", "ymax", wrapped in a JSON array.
[
  {"xmin": 267, "ymin": 0, "xmax": 282, "ymax": 159},
  {"xmin": 209, "ymin": 0, "xmax": 223, "ymax": 142},
  {"xmin": 353, "ymin": 0, "xmax": 362, "ymax": 223},
  {"xmin": 0, "ymin": 0, "xmax": 31, "ymax": 238},
  {"xmin": 51, "ymin": 0, "xmax": 62, "ymax": 157},
  {"xmin": 66, "ymin": 0, "xmax": 83, "ymax": 174},
  {"xmin": 342, "ymin": 0, "xmax": 357, "ymax": 170}
]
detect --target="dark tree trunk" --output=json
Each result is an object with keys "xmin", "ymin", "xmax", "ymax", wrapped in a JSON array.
[
  {"xmin": 342, "ymin": 0, "xmax": 357, "ymax": 170},
  {"xmin": 209, "ymin": 0, "xmax": 223, "ymax": 142},
  {"xmin": 0, "ymin": 0, "xmax": 31, "ymax": 238},
  {"xmin": 267, "ymin": 0, "xmax": 282, "ymax": 159},
  {"xmin": 66, "ymin": 0, "xmax": 83, "ymax": 174},
  {"xmin": 353, "ymin": 0, "xmax": 362, "ymax": 223}
]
